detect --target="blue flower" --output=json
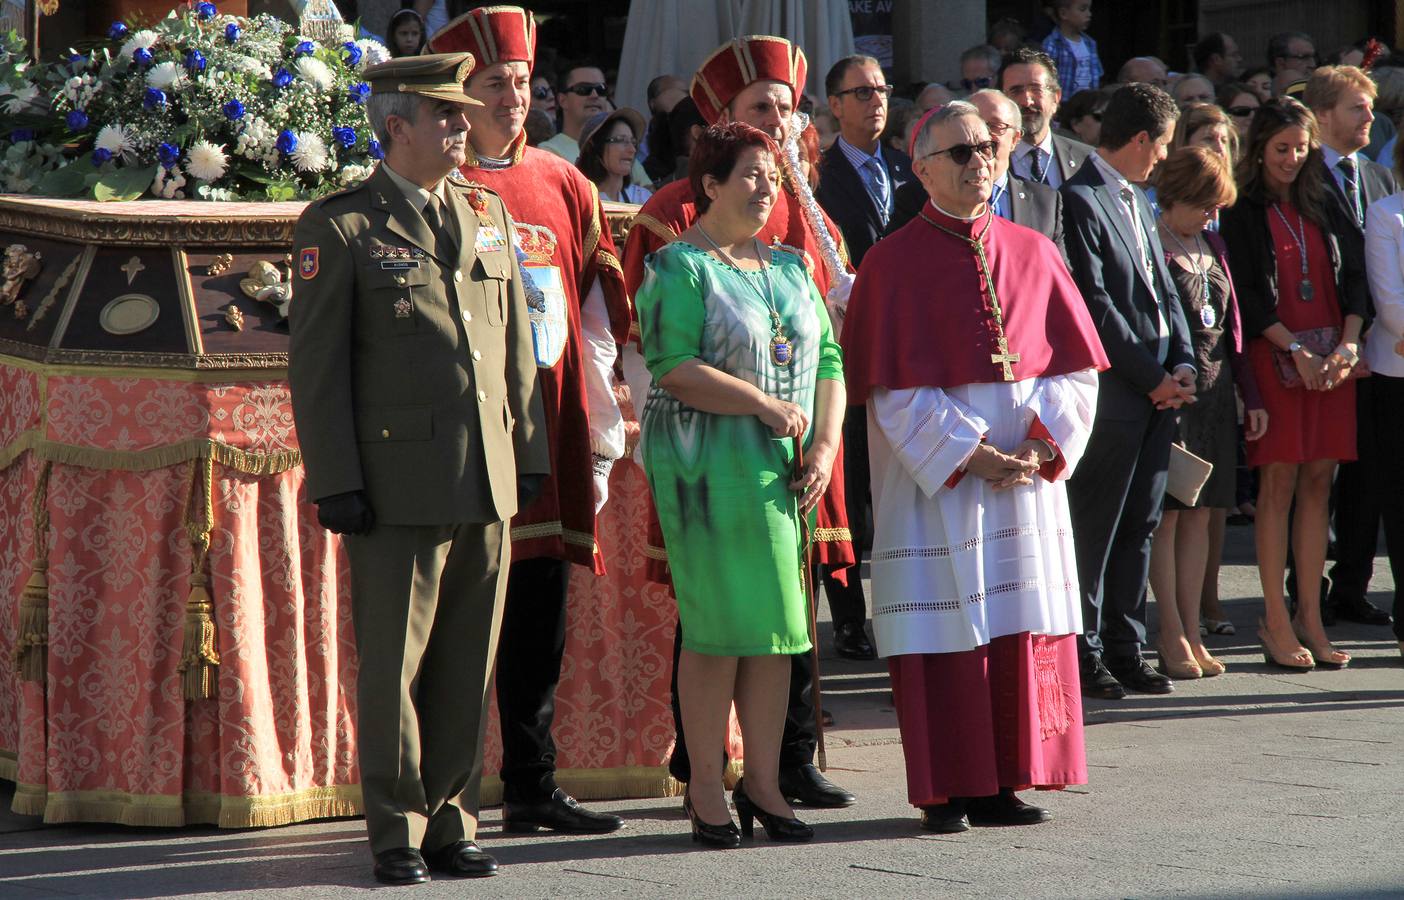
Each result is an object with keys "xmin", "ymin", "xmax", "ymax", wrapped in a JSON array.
[
  {"xmin": 143, "ymin": 87, "xmax": 167, "ymax": 109},
  {"xmin": 92, "ymin": 147, "xmax": 113, "ymax": 166},
  {"xmin": 276, "ymin": 130, "xmax": 298, "ymax": 154},
  {"xmin": 68, "ymin": 53, "xmax": 85, "ymax": 65},
  {"xmin": 224, "ymin": 22, "xmax": 240, "ymax": 43},
  {"xmin": 272, "ymin": 67, "xmax": 293, "ymax": 88},
  {"xmin": 108, "ymin": 21, "xmax": 128, "ymax": 41},
  {"xmin": 341, "ymin": 42, "xmax": 362, "ymax": 66},
  {"xmin": 65, "ymin": 110, "xmax": 89, "ymax": 131},
  {"xmin": 185, "ymin": 49, "xmax": 206, "ymax": 73},
  {"xmin": 196, "ymin": 2, "xmax": 218, "ymax": 20},
  {"xmin": 9, "ymin": 129, "xmax": 34, "ymax": 143},
  {"xmin": 368, "ymin": 139, "xmax": 383, "ymax": 160},
  {"xmin": 332, "ymin": 125, "xmax": 357, "ymax": 148},
  {"xmin": 222, "ymin": 98, "xmax": 245, "ymax": 120},
  {"xmin": 158, "ymin": 142, "xmax": 180, "ymax": 169},
  {"xmin": 294, "ymin": 40, "xmax": 315, "ymax": 57},
  {"xmin": 348, "ymin": 82, "xmax": 370, "ymax": 104},
  {"xmin": 133, "ymin": 47, "xmax": 154, "ymax": 66}
]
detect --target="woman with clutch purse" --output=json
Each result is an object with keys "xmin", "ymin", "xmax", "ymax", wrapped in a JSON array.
[
  {"xmin": 1149, "ymin": 147, "xmax": 1267, "ymax": 679},
  {"xmin": 1220, "ymin": 99, "xmax": 1366, "ymax": 671}
]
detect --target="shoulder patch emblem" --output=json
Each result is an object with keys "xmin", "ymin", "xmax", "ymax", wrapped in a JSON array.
[{"xmin": 299, "ymin": 247, "xmax": 319, "ymax": 280}]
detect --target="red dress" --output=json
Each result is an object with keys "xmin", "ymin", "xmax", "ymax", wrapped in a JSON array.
[{"xmin": 1245, "ymin": 203, "xmax": 1357, "ymax": 466}]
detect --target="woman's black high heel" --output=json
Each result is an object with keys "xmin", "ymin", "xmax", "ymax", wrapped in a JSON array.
[
  {"xmin": 683, "ymin": 788, "xmax": 741, "ymax": 848},
  {"xmin": 732, "ymin": 778, "xmax": 814, "ymax": 842}
]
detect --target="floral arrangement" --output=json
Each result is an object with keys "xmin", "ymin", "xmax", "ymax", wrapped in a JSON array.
[{"xmin": 0, "ymin": 2, "xmax": 390, "ymax": 202}]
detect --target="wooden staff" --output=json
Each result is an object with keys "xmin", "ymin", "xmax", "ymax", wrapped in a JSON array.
[{"xmin": 793, "ymin": 436, "xmax": 827, "ymax": 771}]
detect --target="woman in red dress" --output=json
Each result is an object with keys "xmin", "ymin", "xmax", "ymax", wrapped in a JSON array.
[{"xmin": 1219, "ymin": 99, "xmax": 1367, "ymax": 671}]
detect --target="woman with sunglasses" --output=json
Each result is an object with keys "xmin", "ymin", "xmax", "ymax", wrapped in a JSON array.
[
  {"xmin": 576, "ymin": 108, "xmax": 653, "ymax": 204},
  {"xmin": 1219, "ymin": 99, "xmax": 1366, "ymax": 671},
  {"xmin": 530, "ymin": 74, "xmax": 558, "ymax": 122},
  {"xmin": 1217, "ymin": 82, "xmax": 1262, "ymax": 150},
  {"xmin": 1060, "ymin": 88, "xmax": 1109, "ymax": 148}
]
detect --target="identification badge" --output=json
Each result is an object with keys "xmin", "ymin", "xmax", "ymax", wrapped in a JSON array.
[
  {"xmin": 380, "ymin": 260, "xmax": 421, "ymax": 271},
  {"xmin": 475, "ymin": 225, "xmax": 508, "ymax": 253}
]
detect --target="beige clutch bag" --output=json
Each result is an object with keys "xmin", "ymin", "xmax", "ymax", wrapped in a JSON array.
[{"xmin": 1167, "ymin": 442, "xmax": 1214, "ymax": 506}]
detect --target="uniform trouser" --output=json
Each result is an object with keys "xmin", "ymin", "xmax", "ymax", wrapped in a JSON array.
[
  {"xmin": 1068, "ymin": 402, "xmax": 1176, "ymax": 662},
  {"xmin": 495, "ymin": 555, "xmax": 571, "ymax": 803},
  {"xmin": 666, "ymin": 619, "xmax": 815, "ymax": 782},
  {"xmin": 820, "ymin": 407, "xmax": 870, "ymax": 627},
  {"xmin": 1329, "ymin": 376, "xmax": 1382, "ymax": 604},
  {"xmin": 345, "ymin": 520, "xmax": 508, "ymax": 855}
]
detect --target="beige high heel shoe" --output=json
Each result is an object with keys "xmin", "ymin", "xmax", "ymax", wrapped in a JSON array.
[
  {"xmin": 1258, "ymin": 618, "xmax": 1314, "ymax": 671},
  {"xmin": 1156, "ymin": 643, "xmax": 1203, "ymax": 679}
]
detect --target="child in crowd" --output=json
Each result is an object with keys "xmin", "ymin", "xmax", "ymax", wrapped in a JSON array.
[{"xmin": 1042, "ymin": 0, "xmax": 1103, "ymax": 96}]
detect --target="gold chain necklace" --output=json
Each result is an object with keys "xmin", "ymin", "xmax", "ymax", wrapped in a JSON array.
[
  {"xmin": 695, "ymin": 222, "xmax": 794, "ymax": 367},
  {"xmin": 917, "ymin": 208, "xmax": 1020, "ymax": 380}
]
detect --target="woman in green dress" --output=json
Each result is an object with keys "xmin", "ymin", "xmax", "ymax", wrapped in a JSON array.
[{"xmin": 635, "ymin": 122, "xmax": 845, "ymax": 848}]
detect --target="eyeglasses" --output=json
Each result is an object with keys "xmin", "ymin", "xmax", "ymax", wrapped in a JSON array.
[
  {"xmin": 1226, "ymin": 105, "xmax": 1257, "ymax": 118},
  {"xmin": 531, "ymin": 85, "xmax": 553, "ymax": 100},
  {"xmin": 1283, "ymin": 52, "xmax": 1317, "ymax": 62},
  {"xmin": 604, "ymin": 136, "xmax": 639, "ymax": 147},
  {"xmin": 985, "ymin": 120, "xmax": 1015, "ymax": 137},
  {"xmin": 1006, "ymin": 81, "xmax": 1054, "ymax": 97},
  {"xmin": 962, "ymin": 76, "xmax": 993, "ymax": 91},
  {"xmin": 564, "ymin": 82, "xmax": 608, "ymax": 97},
  {"xmin": 832, "ymin": 84, "xmax": 893, "ymax": 102},
  {"xmin": 921, "ymin": 140, "xmax": 998, "ymax": 165}
]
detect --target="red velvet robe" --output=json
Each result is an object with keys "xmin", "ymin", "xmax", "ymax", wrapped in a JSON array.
[
  {"xmin": 459, "ymin": 137, "xmax": 632, "ymax": 573},
  {"xmin": 622, "ymin": 174, "xmax": 857, "ymax": 581}
]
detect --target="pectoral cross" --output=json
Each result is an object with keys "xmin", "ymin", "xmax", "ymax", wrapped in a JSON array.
[{"xmin": 991, "ymin": 335, "xmax": 1020, "ymax": 381}]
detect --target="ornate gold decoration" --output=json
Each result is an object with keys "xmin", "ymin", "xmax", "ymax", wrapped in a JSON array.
[
  {"xmin": 0, "ymin": 337, "xmax": 289, "ymax": 370},
  {"xmin": 14, "ymin": 461, "xmax": 53, "ymax": 684},
  {"xmin": 224, "ymin": 305, "xmax": 245, "ymax": 331},
  {"xmin": 206, "ymin": 253, "xmax": 234, "ymax": 276},
  {"xmin": 27, "ymin": 256, "xmax": 78, "ymax": 332},
  {"xmin": 120, "ymin": 256, "xmax": 146, "ymax": 285},
  {"xmin": 99, "ymin": 294, "xmax": 161, "ymax": 336},
  {"xmin": 0, "ymin": 200, "xmax": 300, "ymax": 247},
  {"xmin": 238, "ymin": 260, "xmax": 292, "ymax": 318},
  {"xmin": 179, "ymin": 457, "xmax": 220, "ymax": 701},
  {"xmin": 1, "ymin": 244, "xmax": 42, "ymax": 312}
]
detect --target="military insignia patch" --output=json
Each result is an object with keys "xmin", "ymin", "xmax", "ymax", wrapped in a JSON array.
[
  {"xmin": 464, "ymin": 187, "xmax": 490, "ymax": 218},
  {"xmin": 393, "ymin": 298, "xmax": 412, "ymax": 318},
  {"xmin": 299, "ymin": 247, "xmax": 320, "ymax": 279}
]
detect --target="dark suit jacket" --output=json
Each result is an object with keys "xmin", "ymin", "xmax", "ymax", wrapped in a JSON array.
[
  {"xmin": 1321, "ymin": 153, "xmax": 1396, "ymax": 237},
  {"xmin": 815, "ymin": 141, "xmax": 912, "ymax": 268},
  {"xmin": 1061, "ymin": 162, "xmax": 1195, "ymax": 418},
  {"xmin": 1012, "ymin": 133, "xmax": 1092, "ymax": 187},
  {"xmin": 888, "ymin": 174, "xmax": 1067, "ymax": 265}
]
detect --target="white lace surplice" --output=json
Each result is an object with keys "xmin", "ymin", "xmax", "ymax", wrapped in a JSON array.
[{"xmin": 868, "ymin": 370, "xmax": 1099, "ymax": 657}]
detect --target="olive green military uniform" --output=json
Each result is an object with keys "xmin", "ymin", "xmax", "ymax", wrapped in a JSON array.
[{"xmin": 289, "ymin": 153, "xmax": 548, "ymax": 853}]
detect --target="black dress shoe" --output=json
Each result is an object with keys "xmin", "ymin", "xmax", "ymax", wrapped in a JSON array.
[
  {"xmin": 1080, "ymin": 657, "xmax": 1126, "ymax": 700},
  {"xmin": 778, "ymin": 763, "xmax": 856, "ymax": 808},
  {"xmin": 1106, "ymin": 655, "xmax": 1174, "ymax": 694},
  {"xmin": 965, "ymin": 789, "xmax": 1051, "ymax": 826},
  {"xmin": 833, "ymin": 621, "xmax": 877, "ymax": 660},
  {"xmin": 372, "ymin": 848, "xmax": 429, "ymax": 886},
  {"xmin": 1328, "ymin": 595, "xmax": 1393, "ymax": 626},
  {"xmin": 503, "ymin": 788, "xmax": 624, "ymax": 834},
  {"xmin": 423, "ymin": 841, "xmax": 497, "ymax": 878},
  {"xmin": 919, "ymin": 800, "xmax": 969, "ymax": 833}
]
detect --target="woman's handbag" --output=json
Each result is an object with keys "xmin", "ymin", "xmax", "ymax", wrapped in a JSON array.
[
  {"xmin": 1167, "ymin": 442, "xmax": 1214, "ymax": 507},
  {"xmin": 1272, "ymin": 326, "xmax": 1370, "ymax": 388}
]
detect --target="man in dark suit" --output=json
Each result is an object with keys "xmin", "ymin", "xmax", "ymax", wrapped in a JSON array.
[
  {"xmin": 1062, "ymin": 83, "xmax": 1196, "ymax": 699},
  {"xmin": 1306, "ymin": 66, "xmax": 1397, "ymax": 627},
  {"xmin": 813, "ymin": 53, "xmax": 910, "ymax": 658},
  {"xmin": 998, "ymin": 46, "xmax": 1092, "ymax": 190},
  {"xmin": 889, "ymin": 88, "xmax": 1065, "ymax": 265}
]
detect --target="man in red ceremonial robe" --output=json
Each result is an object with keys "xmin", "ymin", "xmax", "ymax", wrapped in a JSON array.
[
  {"xmin": 429, "ymin": 8, "xmax": 631, "ymax": 834},
  {"xmin": 620, "ymin": 35, "xmax": 858, "ymax": 810},
  {"xmin": 843, "ymin": 102, "xmax": 1108, "ymax": 834}
]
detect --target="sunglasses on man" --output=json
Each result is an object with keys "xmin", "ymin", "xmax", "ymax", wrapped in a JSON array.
[
  {"xmin": 921, "ymin": 140, "xmax": 998, "ymax": 165},
  {"xmin": 564, "ymin": 82, "xmax": 609, "ymax": 97}
]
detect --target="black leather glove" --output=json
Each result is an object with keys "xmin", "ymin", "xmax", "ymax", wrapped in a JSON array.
[
  {"xmin": 316, "ymin": 490, "xmax": 375, "ymax": 535},
  {"xmin": 516, "ymin": 473, "xmax": 547, "ymax": 510}
]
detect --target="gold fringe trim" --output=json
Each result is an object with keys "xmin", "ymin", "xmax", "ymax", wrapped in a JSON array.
[
  {"xmin": 0, "ymin": 429, "xmax": 39, "ymax": 472},
  {"xmin": 478, "ymin": 761, "xmax": 743, "ymax": 807},
  {"xmin": 177, "ymin": 458, "xmax": 220, "ymax": 701},
  {"xmin": 0, "ymin": 749, "xmax": 17, "ymax": 782},
  {"xmin": 0, "ymin": 352, "xmax": 287, "ymax": 383},
  {"xmin": 811, "ymin": 527, "xmax": 852, "ymax": 543},
  {"xmin": 5, "ymin": 782, "xmax": 363, "ymax": 828},
  {"xmin": 0, "ymin": 437, "xmax": 302, "ymax": 477},
  {"xmin": 14, "ymin": 460, "xmax": 52, "ymax": 683},
  {"xmin": 509, "ymin": 520, "xmax": 599, "ymax": 552},
  {"xmin": 642, "ymin": 543, "xmax": 668, "ymax": 561}
]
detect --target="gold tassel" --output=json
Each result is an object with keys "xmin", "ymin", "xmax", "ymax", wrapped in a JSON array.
[
  {"xmin": 13, "ymin": 461, "xmax": 52, "ymax": 683},
  {"xmin": 177, "ymin": 458, "xmax": 220, "ymax": 700}
]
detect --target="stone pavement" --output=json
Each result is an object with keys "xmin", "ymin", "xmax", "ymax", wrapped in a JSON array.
[{"xmin": 1, "ymin": 524, "xmax": 1402, "ymax": 898}]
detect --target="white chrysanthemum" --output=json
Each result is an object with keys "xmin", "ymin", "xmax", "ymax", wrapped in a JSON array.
[
  {"xmin": 289, "ymin": 132, "xmax": 330, "ymax": 172},
  {"xmin": 185, "ymin": 141, "xmax": 228, "ymax": 182},
  {"xmin": 95, "ymin": 123, "xmax": 135, "ymax": 159},
  {"xmin": 295, "ymin": 56, "xmax": 334, "ymax": 90},
  {"xmin": 152, "ymin": 166, "xmax": 187, "ymax": 200},
  {"xmin": 119, "ymin": 30, "xmax": 159, "ymax": 60},
  {"xmin": 356, "ymin": 39, "xmax": 390, "ymax": 69},
  {"xmin": 234, "ymin": 55, "xmax": 271, "ymax": 79},
  {"xmin": 2, "ymin": 82, "xmax": 37, "ymax": 114},
  {"xmin": 339, "ymin": 163, "xmax": 373, "ymax": 185},
  {"xmin": 145, "ymin": 61, "xmax": 184, "ymax": 90}
]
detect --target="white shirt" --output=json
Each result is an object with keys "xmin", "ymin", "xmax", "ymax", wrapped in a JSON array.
[
  {"xmin": 1012, "ymin": 132, "xmax": 1062, "ymax": 188},
  {"xmin": 1090, "ymin": 151, "xmax": 1170, "ymax": 364},
  {"xmin": 1363, "ymin": 192, "xmax": 1404, "ymax": 377}
]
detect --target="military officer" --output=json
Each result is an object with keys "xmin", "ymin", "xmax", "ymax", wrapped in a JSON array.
[{"xmin": 288, "ymin": 52, "xmax": 548, "ymax": 887}]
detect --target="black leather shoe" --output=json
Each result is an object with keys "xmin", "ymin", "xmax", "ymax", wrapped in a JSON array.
[
  {"xmin": 423, "ymin": 841, "xmax": 497, "ymax": 878},
  {"xmin": 965, "ymin": 789, "xmax": 1051, "ymax": 826},
  {"xmin": 833, "ymin": 621, "xmax": 877, "ymax": 660},
  {"xmin": 1080, "ymin": 657, "xmax": 1126, "ymax": 700},
  {"xmin": 919, "ymin": 800, "xmax": 969, "ymax": 833},
  {"xmin": 1106, "ymin": 655, "xmax": 1174, "ymax": 694},
  {"xmin": 1327, "ymin": 595, "xmax": 1393, "ymax": 626},
  {"xmin": 372, "ymin": 848, "xmax": 429, "ymax": 886},
  {"xmin": 778, "ymin": 763, "xmax": 856, "ymax": 808},
  {"xmin": 503, "ymin": 788, "xmax": 624, "ymax": 834}
]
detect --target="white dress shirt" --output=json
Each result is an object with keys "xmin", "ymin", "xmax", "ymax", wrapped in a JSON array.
[
  {"xmin": 1090, "ymin": 152, "xmax": 1170, "ymax": 364},
  {"xmin": 1363, "ymin": 192, "xmax": 1404, "ymax": 377}
]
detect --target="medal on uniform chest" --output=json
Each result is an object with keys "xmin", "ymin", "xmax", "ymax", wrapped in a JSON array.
[{"xmin": 769, "ymin": 310, "xmax": 793, "ymax": 367}]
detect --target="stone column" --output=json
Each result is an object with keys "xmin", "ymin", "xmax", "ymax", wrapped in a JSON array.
[{"xmin": 892, "ymin": 0, "xmax": 986, "ymax": 90}]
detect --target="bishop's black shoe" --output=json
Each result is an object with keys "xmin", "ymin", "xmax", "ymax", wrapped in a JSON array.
[
  {"xmin": 833, "ymin": 621, "xmax": 877, "ymax": 660},
  {"xmin": 919, "ymin": 800, "xmax": 970, "ymax": 833},
  {"xmin": 965, "ymin": 789, "xmax": 1052, "ymax": 827}
]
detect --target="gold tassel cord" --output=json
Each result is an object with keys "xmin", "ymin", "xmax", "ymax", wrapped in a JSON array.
[
  {"xmin": 177, "ymin": 457, "xmax": 220, "ymax": 700},
  {"xmin": 14, "ymin": 460, "xmax": 52, "ymax": 683}
]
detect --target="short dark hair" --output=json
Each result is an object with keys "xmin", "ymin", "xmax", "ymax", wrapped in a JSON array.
[
  {"xmin": 1193, "ymin": 33, "xmax": 1230, "ymax": 73},
  {"xmin": 824, "ymin": 55, "xmax": 881, "ymax": 99},
  {"xmin": 998, "ymin": 46, "xmax": 1058, "ymax": 91},
  {"xmin": 558, "ymin": 61, "xmax": 606, "ymax": 91},
  {"xmin": 959, "ymin": 44, "xmax": 1002, "ymax": 72},
  {"xmin": 1267, "ymin": 31, "xmax": 1314, "ymax": 72},
  {"xmin": 646, "ymin": 74, "xmax": 676, "ymax": 104},
  {"xmin": 690, "ymin": 122, "xmax": 779, "ymax": 214},
  {"xmin": 1059, "ymin": 87, "xmax": 1110, "ymax": 131},
  {"xmin": 1099, "ymin": 82, "xmax": 1179, "ymax": 149}
]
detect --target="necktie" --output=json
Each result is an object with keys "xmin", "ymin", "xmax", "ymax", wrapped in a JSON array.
[
  {"xmin": 1121, "ymin": 185, "xmax": 1169, "ymax": 362},
  {"xmin": 1029, "ymin": 146, "xmax": 1048, "ymax": 184},
  {"xmin": 422, "ymin": 194, "xmax": 455, "ymax": 260},
  {"xmin": 865, "ymin": 157, "xmax": 890, "ymax": 224},
  {"xmin": 1337, "ymin": 157, "xmax": 1363, "ymax": 226}
]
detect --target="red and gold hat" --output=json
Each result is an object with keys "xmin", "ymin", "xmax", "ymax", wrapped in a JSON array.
[
  {"xmin": 427, "ymin": 5, "xmax": 536, "ymax": 68},
  {"xmin": 690, "ymin": 36, "xmax": 807, "ymax": 125}
]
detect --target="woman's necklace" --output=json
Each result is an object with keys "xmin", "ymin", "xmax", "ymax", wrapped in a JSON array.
[
  {"xmin": 1270, "ymin": 202, "xmax": 1315, "ymax": 302},
  {"xmin": 695, "ymin": 222, "xmax": 794, "ymax": 367},
  {"xmin": 1159, "ymin": 218, "xmax": 1217, "ymax": 328}
]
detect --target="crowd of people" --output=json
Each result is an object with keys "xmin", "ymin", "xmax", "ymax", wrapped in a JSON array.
[{"xmin": 285, "ymin": 3, "xmax": 1404, "ymax": 886}]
